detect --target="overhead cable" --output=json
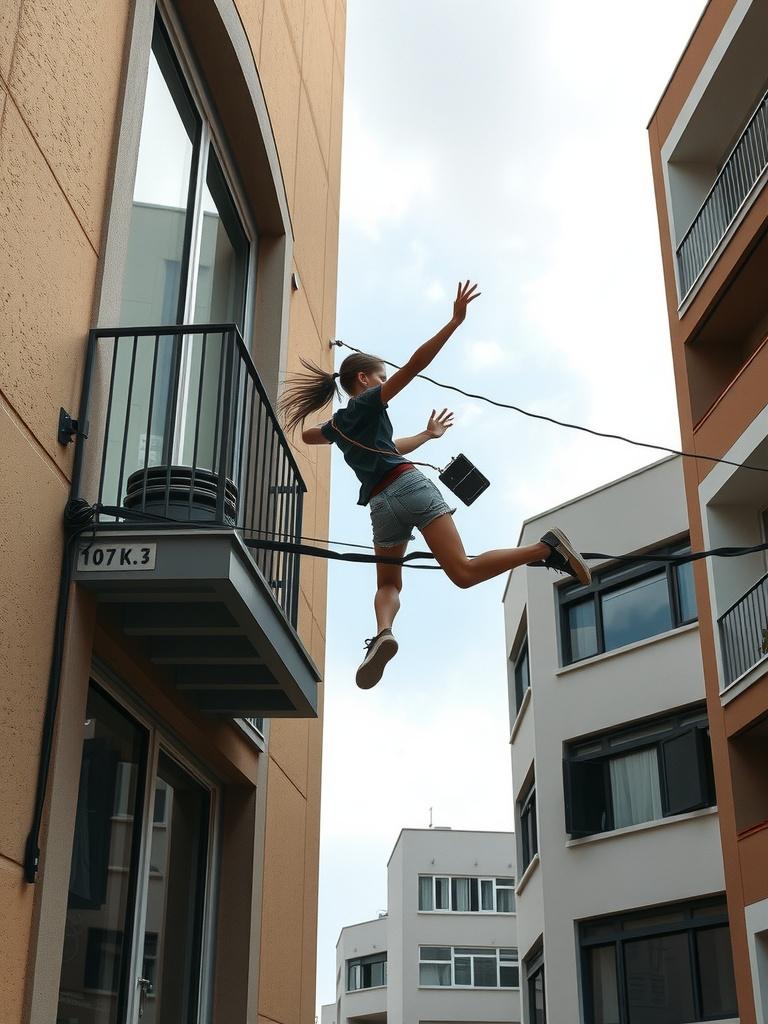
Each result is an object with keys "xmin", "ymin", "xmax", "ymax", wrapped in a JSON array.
[{"xmin": 331, "ymin": 340, "xmax": 768, "ymax": 476}]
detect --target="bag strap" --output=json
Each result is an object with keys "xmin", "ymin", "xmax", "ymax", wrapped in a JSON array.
[{"xmin": 329, "ymin": 417, "xmax": 443, "ymax": 473}]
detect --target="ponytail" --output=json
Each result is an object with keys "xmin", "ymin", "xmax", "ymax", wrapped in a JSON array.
[
  {"xmin": 279, "ymin": 358, "xmax": 340, "ymax": 434},
  {"xmin": 280, "ymin": 351, "xmax": 385, "ymax": 433}
]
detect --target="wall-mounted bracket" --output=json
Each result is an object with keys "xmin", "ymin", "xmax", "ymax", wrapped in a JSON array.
[{"xmin": 58, "ymin": 407, "xmax": 88, "ymax": 446}]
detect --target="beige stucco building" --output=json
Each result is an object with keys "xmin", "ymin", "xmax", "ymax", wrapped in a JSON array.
[{"xmin": 0, "ymin": 1, "xmax": 344, "ymax": 1022}]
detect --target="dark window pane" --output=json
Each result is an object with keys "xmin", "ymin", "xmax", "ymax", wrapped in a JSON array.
[
  {"xmin": 625, "ymin": 933, "xmax": 695, "ymax": 1023},
  {"xmin": 529, "ymin": 966, "xmax": 546, "ymax": 1024},
  {"xmin": 515, "ymin": 644, "xmax": 530, "ymax": 710},
  {"xmin": 435, "ymin": 877, "xmax": 449, "ymax": 910},
  {"xmin": 454, "ymin": 956, "xmax": 471, "ymax": 985},
  {"xmin": 567, "ymin": 599, "xmax": 598, "ymax": 661},
  {"xmin": 589, "ymin": 945, "xmax": 620, "ymax": 1024},
  {"xmin": 696, "ymin": 926, "xmax": 738, "ymax": 1018},
  {"xmin": 473, "ymin": 956, "xmax": 498, "ymax": 987},
  {"xmin": 661, "ymin": 730, "xmax": 710, "ymax": 814},
  {"xmin": 420, "ymin": 946, "xmax": 450, "ymax": 961},
  {"xmin": 565, "ymin": 758, "xmax": 609, "ymax": 837},
  {"xmin": 675, "ymin": 561, "xmax": 697, "ymax": 622},
  {"xmin": 496, "ymin": 887, "xmax": 515, "ymax": 913},
  {"xmin": 602, "ymin": 572, "xmax": 673, "ymax": 652},
  {"xmin": 481, "ymin": 879, "xmax": 494, "ymax": 910},
  {"xmin": 500, "ymin": 964, "xmax": 520, "ymax": 987}
]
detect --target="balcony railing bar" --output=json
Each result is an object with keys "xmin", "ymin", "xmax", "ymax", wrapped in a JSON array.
[
  {"xmin": 676, "ymin": 86, "xmax": 768, "ymax": 300},
  {"xmin": 77, "ymin": 323, "xmax": 306, "ymax": 627},
  {"xmin": 718, "ymin": 570, "xmax": 768, "ymax": 686}
]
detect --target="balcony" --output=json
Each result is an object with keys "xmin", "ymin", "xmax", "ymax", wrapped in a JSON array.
[
  {"xmin": 676, "ymin": 86, "xmax": 768, "ymax": 300},
  {"xmin": 718, "ymin": 571, "xmax": 768, "ymax": 688},
  {"xmin": 70, "ymin": 324, "xmax": 319, "ymax": 718}
]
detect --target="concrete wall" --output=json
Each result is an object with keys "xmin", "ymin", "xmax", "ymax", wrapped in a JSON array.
[
  {"xmin": 389, "ymin": 829, "xmax": 520, "ymax": 1024},
  {"xmin": 503, "ymin": 457, "xmax": 726, "ymax": 1024},
  {"xmin": 0, "ymin": 1, "xmax": 343, "ymax": 1021}
]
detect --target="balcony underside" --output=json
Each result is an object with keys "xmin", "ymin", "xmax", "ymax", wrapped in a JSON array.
[{"xmin": 74, "ymin": 527, "xmax": 320, "ymax": 718}]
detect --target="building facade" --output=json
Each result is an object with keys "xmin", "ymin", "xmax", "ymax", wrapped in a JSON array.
[
  {"xmin": 322, "ymin": 828, "xmax": 521, "ymax": 1024},
  {"xmin": 0, "ymin": 1, "xmax": 344, "ymax": 1021},
  {"xmin": 648, "ymin": 2, "xmax": 768, "ymax": 1021},
  {"xmin": 503, "ymin": 457, "xmax": 737, "ymax": 1024}
]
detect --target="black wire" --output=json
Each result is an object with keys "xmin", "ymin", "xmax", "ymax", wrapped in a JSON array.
[
  {"xmin": 331, "ymin": 340, "xmax": 768, "ymax": 476},
  {"xmin": 92, "ymin": 502, "xmax": 768, "ymax": 568}
]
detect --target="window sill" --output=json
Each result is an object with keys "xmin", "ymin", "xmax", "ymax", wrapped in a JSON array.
[
  {"xmin": 418, "ymin": 985, "xmax": 520, "ymax": 991},
  {"xmin": 565, "ymin": 806, "xmax": 717, "ymax": 847},
  {"xmin": 346, "ymin": 985, "xmax": 387, "ymax": 994},
  {"xmin": 514, "ymin": 853, "xmax": 539, "ymax": 896},
  {"xmin": 720, "ymin": 654, "xmax": 768, "ymax": 706},
  {"xmin": 510, "ymin": 687, "xmax": 531, "ymax": 743},
  {"xmin": 556, "ymin": 621, "xmax": 698, "ymax": 676},
  {"xmin": 418, "ymin": 910, "xmax": 516, "ymax": 916}
]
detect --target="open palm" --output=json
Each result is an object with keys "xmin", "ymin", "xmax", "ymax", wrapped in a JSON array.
[
  {"xmin": 453, "ymin": 280, "xmax": 481, "ymax": 324},
  {"xmin": 426, "ymin": 409, "xmax": 454, "ymax": 438}
]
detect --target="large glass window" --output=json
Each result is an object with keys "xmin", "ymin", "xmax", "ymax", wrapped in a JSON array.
[
  {"xmin": 418, "ymin": 946, "xmax": 519, "ymax": 988},
  {"xmin": 581, "ymin": 899, "xmax": 737, "ymax": 1024},
  {"xmin": 418, "ymin": 875, "xmax": 515, "ymax": 913},
  {"xmin": 526, "ymin": 946, "xmax": 547, "ymax": 1024},
  {"xmin": 560, "ymin": 542, "xmax": 697, "ymax": 665},
  {"xmin": 346, "ymin": 952, "xmax": 387, "ymax": 991},
  {"xmin": 564, "ymin": 706, "xmax": 715, "ymax": 838}
]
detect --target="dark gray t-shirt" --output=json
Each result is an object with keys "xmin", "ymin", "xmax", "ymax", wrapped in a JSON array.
[{"xmin": 321, "ymin": 384, "xmax": 409, "ymax": 505}]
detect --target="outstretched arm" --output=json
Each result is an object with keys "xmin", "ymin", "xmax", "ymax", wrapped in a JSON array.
[
  {"xmin": 381, "ymin": 281, "xmax": 480, "ymax": 405},
  {"xmin": 395, "ymin": 409, "xmax": 453, "ymax": 454}
]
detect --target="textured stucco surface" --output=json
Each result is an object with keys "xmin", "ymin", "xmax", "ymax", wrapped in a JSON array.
[
  {"xmin": 0, "ymin": 854, "xmax": 34, "ymax": 1023},
  {"xmin": 9, "ymin": 0, "xmax": 131, "ymax": 248},
  {"xmin": 0, "ymin": 95, "xmax": 97, "ymax": 477}
]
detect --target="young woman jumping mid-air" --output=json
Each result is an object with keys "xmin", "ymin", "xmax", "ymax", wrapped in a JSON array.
[{"xmin": 280, "ymin": 281, "xmax": 591, "ymax": 689}]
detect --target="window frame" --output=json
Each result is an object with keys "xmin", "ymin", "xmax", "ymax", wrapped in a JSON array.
[
  {"xmin": 418, "ymin": 945, "xmax": 520, "ymax": 989},
  {"xmin": 519, "ymin": 779, "xmax": 538, "ymax": 873},
  {"xmin": 525, "ymin": 944, "xmax": 547, "ymax": 1024},
  {"xmin": 346, "ymin": 952, "xmax": 388, "ymax": 993},
  {"xmin": 418, "ymin": 874, "xmax": 516, "ymax": 914},
  {"xmin": 563, "ymin": 705, "xmax": 715, "ymax": 839},
  {"xmin": 558, "ymin": 540, "xmax": 697, "ymax": 666},
  {"xmin": 513, "ymin": 638, "xmax": 530, "ymax": 714},
  {"xmin": 580, "ymin": 897, "xmax": 736, "ymax": 1024}
]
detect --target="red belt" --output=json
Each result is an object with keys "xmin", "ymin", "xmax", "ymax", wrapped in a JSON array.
[{"xmin": 369, "ymin": 463, "xmax": 416, "ymax": 498}]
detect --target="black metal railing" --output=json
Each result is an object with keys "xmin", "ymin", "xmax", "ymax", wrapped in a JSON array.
[
  {"xmin": 676, "ymin": 87, "xmax": 768, "ymax": 299},
  {"xmin": 718, "ymin": 571, "xmax": 768, "ymax": 687},
  {"xmin": 73, "ymin": 324, "xmax": 306, "ymax": 626}
]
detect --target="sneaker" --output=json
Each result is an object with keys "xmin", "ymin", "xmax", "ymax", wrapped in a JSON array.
[
  {"xmin": 539, "ymin": 528, "xmax": 592, "ymax": 585},
  {"xmin": 356, "ymin": 628, "xmax": 399, "ymax": 689}
]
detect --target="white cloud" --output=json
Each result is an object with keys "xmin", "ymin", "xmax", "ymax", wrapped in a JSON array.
[
  {"xmin": 425, "ymin": 280, "xmax": 447, "ymax": 303},
  {"xmin": 340, "ymin": 104, "xmax": 435, "ymax": 240},
  {"xmin": 463, "ymin": 338, "xmax": 513, "ymax": 370}
]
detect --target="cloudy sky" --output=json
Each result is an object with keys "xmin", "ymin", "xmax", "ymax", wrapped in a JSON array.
[{"xmin": 315, "ymin": 0, "xmax": 705, "ymax": 1012}]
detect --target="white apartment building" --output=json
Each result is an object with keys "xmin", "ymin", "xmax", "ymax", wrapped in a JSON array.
[
  {"xmin": 322, "ymin": 828, "xmax": 521, "ymax": 1024},
  {"xmin": 503, "ymin": 456, "xmax": 738, "ymax": 1024}
]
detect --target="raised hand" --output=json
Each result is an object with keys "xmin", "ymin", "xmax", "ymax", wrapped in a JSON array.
[
  {"xmin": 426, "ymin": 408, "xmax": 454, "ymax": 438},
  {"xmin": 452, "ymin": 280, "xmax": 481, "ymax": 325}
]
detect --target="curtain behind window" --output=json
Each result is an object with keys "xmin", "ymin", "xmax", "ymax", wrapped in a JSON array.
[{"xmin": 609, "ymin": 748, "xmax": 662, "ymax": 828}]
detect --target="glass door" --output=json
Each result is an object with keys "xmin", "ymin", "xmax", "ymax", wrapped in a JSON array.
[
  {"xmin": 109, "ymin": 13, "xmax": 253, "ymax": 511},
  {"xmin": 56, "ymin": 684, "xmax": 216, "ymax": 1024},
  {"xmin": 133, "ymin": 753, "xmax": 211, "ymax": 1023}
]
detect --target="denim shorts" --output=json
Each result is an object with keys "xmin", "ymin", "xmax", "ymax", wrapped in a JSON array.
[{"xmin": 369, "ymin": 469, "xmax": 455, "ymax": 548}]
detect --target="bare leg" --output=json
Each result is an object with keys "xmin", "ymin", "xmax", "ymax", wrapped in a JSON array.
[
  {"xmin": 421, "ymin": 514, "xmax": 550, "ymax": 589},
  {"xmin": 373, "ymin": 543, "xmax": 407, "ymax": 632}
]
